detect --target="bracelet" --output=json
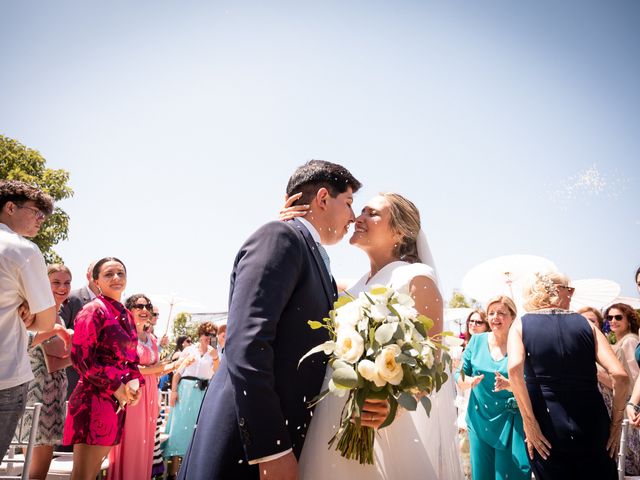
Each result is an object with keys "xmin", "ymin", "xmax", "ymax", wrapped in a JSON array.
[{"xmin": 627, "ymin": 401, "xmax": 640, "ymax": 411}]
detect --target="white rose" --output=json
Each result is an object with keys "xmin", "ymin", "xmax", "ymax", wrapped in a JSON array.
[
  {"xmin": 392, "ymin": 303, "xmax": 418, "ymax": 321},
  {"xmin": 335, "ymin": 301, "xmax": 362, "ymax": 330},
  {"xmin": 334, "ymin": 328, "xmax": 365, "ymax": 364},
  {"xmin": 370, "ymin": 303, "xmax": 391, "ymax": 321},
  {"xmin": 375, "ymin": 344, "xmax": 404, "ymax": 385},
  {"xmin": 395, "ymin": 293, "xmax": 415, "ymax": 307},
  {"xmin": 357, "ymin": 359, "xmax": 386, "ymax": 387}
]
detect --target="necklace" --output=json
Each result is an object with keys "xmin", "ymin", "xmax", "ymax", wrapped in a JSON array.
[{"xmin": 533, "ymin": 308, "xmax": 572, "ymax": 315}]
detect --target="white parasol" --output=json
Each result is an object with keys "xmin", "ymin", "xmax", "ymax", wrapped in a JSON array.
[
  {"xmin": 606, "ymin": 296, "xmax": 640, "ymax": 310},
  {"xmin": 569, "ymin": 279, "xmax": 621, "ymax": 311},
  {"xmin": 461, "ymin": 254, "xmax": 558, "ymax": 316}
]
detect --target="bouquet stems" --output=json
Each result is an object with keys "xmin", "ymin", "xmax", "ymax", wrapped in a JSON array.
[{"xmin": 330, "ymin": 419, "xmax": 375, "ymax": 465}]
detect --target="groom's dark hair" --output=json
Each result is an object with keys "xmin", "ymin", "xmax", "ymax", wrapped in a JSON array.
[{"xmin": 286, "ymin": 160, "xmax": 362, "ymax": 206}]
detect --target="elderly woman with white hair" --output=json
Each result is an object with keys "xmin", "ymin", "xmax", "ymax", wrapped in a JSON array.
[{"xmin": 507, "ymin": 272, "xmax": 628, "ymax": 480}]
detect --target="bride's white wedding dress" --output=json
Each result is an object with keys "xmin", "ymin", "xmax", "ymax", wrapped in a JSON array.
[{"xmin": 299, "ymin": 261, "xmax": 462, "ymax": 479}]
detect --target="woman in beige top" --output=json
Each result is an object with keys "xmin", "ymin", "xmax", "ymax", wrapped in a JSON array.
[{"xmin": 598, "ymin": 302, "xmax": 640, "ymax": 475}]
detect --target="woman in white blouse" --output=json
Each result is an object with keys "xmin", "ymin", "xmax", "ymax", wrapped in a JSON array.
[{"xmin": 164, "ymin": 322, "xmax": 219, "ymax": 480}]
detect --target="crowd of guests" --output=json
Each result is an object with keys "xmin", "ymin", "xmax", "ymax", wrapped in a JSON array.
[
  {"xmin": 3, "ymin": 178, "xmax": 640, "ymax": 480},
  {"xmin": 452, "ymin": 270, "xmax": 640, "ymax": 479},
  {"xmin": 0, "ymin": 180, "xmax": 222, "ymax": 480}
]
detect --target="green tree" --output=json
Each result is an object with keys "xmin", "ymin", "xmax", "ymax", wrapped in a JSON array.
[
  {"xmin": 1, "ymin": 134, "xmax": 73, "ymax": 263},
  {"xmin": 447, "ymin": 289, "xmax": 482, "ymax": 309}
]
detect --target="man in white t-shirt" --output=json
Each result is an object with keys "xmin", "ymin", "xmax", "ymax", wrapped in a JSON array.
[{"xmin": 0, "ymin": 180, "xmax": 57, "ymax": 460}]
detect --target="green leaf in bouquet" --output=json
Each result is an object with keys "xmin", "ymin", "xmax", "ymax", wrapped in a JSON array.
[
  {"xmin": 387, "ymin": 303, "xmax": 401, "ymax": 319},
  {"xmin": 366, "ymin": 387, "xmax": 389, "ymax": 400},
  {"xmin": 374, "ymin": 323, "xmax": 396, "ymax": 344},
  {"xmin": 332, "ymin": 359, "xmax": 352, "ymax": 371},
  {"xmin": 378, "ymin": 394, "xmax": 398, "ymax": 429},
  {"xmin": 370, "ymin": 286, "xmax": 388, "ymax": 296},
  {"xmin": 416, "ymin": 374, "xmax": 433, "ymax": 392},
  {"xmin": 332, "ymin": 365, "xmax": 359, "ymax": 389},
  {"xmin": 334, "ymin": 295, "xmax": 354, "ymax": 309},
  {"xmin": 354, "ymin": 387, "xmax": 367, "ymax": 413},
  {"xmin": 396, "ymin": 353, "xmax": 417, "ymax": 366},
  {"xmin": 392, "ymin": 325, "xmax": 406, "ymax": 342},
  {"xmin": 307, "ymin": 388, "xmax": 331, "ymax": 408},
  {"xmin": 298, "ymin": 341, "xmax": 335, "ymax": 368},
  {"xmin": 399, "ymin": 364, "xmax": 418, "ymax": 390},
  {"xmin": 414, "ymin": 321, "xmax": 427, "ymax": 338},
  {"xmin": 307, "ymin": 320, "xmax": 324, "ymax": 330},
  {"xmin": 420, "ymin": 395, "xmax": 432, "ymax": 416},
  {"xmin": 397, "ymin": 391, "xmax": 418, "ymax": 411},
  {"xmin": 417, "ymin": 314, "xmax": 434, "ymax": 332}
]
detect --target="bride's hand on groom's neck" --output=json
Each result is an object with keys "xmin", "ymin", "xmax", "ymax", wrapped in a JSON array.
[{"xmin": 279, "ymin": 192, "xmax": 310, "ymax": 221}]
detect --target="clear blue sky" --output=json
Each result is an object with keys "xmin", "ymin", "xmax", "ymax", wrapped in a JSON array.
[{"xmin": 2, "ymin": 1, "xmax": 638, "ymax": 329}]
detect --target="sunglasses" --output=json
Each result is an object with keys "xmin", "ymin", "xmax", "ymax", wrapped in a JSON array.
[
  {"xmin": 558, "ymin": 285, "xmax": 576, "ymax": 294},
  {"xmin": 204, "ymin": 332, "xmax": 217, "ymax": 337},
  {"xmin": 132, "ymin": 303, "xmax": 153, "ymax": 311},
  {"xmin": 607, "ymin": 314, "xmax": 624, "ymax": 321},
  {"xmin": 152, "ymin": 313, "xmax": 159, "ymax": 317},
  {"xmin": 468, "ymin": 320, "xmax": 487, "ymax": 326},
  {"xmin": 183, "ymin": 339, "xmax": 192, "ymax": 344}
]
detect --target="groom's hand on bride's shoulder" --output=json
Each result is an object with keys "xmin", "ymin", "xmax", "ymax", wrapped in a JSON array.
[{"xmin": 259, "ymin": 452, "xmax": 298, "ymax": 480}]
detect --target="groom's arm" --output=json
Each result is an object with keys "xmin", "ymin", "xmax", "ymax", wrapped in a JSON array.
[{"xmin": 225, "ymin": 221, "xmax": 304, "ymax": 462}]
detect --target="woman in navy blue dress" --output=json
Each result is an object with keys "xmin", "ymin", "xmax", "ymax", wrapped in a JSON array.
[{"xmin": 507, "ymin": 272, "xmax": 629, "ymax": 480}]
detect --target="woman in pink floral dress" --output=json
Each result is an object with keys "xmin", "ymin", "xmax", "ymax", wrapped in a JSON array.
[{"xmin": 62, "ymin": 257, "xmax": 143, "ymax": 480}]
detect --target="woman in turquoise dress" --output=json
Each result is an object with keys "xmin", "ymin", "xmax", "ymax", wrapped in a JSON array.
[{"xmin": 456, "ymin": 295, "xmax": 531, "ymax": 480}]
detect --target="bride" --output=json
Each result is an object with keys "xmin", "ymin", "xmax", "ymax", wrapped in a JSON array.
[{"xmin": 282, "ymin": 192, "xmax": 462, "ymax": 479}]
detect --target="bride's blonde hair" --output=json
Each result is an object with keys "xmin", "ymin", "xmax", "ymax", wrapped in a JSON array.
[{"xmin": 381, "ymin": 192, "xmax": 421, "ymax": 264}]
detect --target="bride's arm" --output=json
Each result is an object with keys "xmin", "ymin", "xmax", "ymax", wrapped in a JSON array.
[{"xmin": 409, "ymin": 275, "xmax": 442, "ymax": 336}]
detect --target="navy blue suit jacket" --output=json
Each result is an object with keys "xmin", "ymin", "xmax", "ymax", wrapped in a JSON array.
[
  {"xmin": 179, "ymin": 219, "xmax": 336, "ymax": 479},
  {"xmin": 59, "ymin": 286, "xmax": 93, "ymax": 329}
]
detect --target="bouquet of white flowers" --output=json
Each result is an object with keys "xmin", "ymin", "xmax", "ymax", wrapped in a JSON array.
[{"xmin": 299, "ymin": 285, "xmax": 457, "ymax": 465}]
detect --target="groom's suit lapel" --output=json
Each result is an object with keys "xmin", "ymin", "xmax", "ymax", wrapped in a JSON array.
[{"xmin": 290, "ymin": 218, "xmax": 337, "ymax": 304}]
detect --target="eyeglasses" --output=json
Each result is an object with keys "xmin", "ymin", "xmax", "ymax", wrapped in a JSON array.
[
  {"xmin": 607, "ymin": 314, "xmax": 624, "ymax": 321},
  {"xmin": 15, "ymin": 203, "xmax": 47, "ymax": 221},
  {"xmin": 132, "ymin": 303, "xmax": 153, "ymax": 311},
  {"xmin": 468, "ymin": 320, "xmax": 487, "ymax": 326}
]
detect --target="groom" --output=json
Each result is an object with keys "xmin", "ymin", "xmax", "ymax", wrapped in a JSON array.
[{"xmin": 178, "ymin": 160, "xmax": 362, "ymax": 479}]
